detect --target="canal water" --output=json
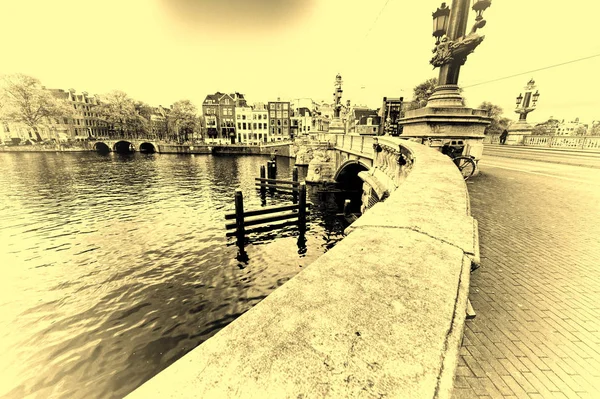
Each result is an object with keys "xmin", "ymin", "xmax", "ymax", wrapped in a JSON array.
[{"xmin": 0, "ymin": 152, "xmax": 346, "ymax": 399}]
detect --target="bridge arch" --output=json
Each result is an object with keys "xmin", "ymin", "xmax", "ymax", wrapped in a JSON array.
[
  {"xmin": 114, "ymin": 141, "xmax": 135, "ymax": 154},
  {"xmin": 334, "ymin": 160, "xmax": 370, "ymax": 214},
  {"xmin": 139, "ymin": 142, "xmax": 156, "ymax": 154},
  {"xmin": 94, "ymin": 142, "xmax": 111, "ymax": 154},
  {"xmin": 333, "ymin": 159, "xmax": 370, "ymax": 182}
]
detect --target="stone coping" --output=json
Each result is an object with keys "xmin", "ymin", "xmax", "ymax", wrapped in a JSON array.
[{"xmin": 126, "ymin": 139, "xmax": 475, "ymax": 399}]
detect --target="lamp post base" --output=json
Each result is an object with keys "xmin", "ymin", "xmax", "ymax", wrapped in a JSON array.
[
  {"xmin": 505, "ymin": 121, "xmax": 533, "ymax": 145},
  {"xmin": 426, "ymin": 85, "xmax": 465, "ymax": 108},
  {"xmin": 399, "ymin": 105, "xmax": 491, "ymax": 161}
]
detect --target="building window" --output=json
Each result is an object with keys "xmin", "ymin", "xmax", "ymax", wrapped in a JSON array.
[
  {"xmin": 270, "ymin": 111, "xmax": 275, "ymax": 118},
  {"xmin": 253, "ymin": 114, "xmax": 256, "ymax": 120},
  {"xmin": 270, "ymin": 119, "xmax": 275, "ymax": 125},
  {"xmin": 276, "ymin": 111, "xmax": 282, "ymax": 118},
  {"xmin": 243, "ymin": 123, "xmax": 247, "ymax": 129},
  {"xmin": 253, "ymin": 123, "xmax": 257, "ymax": 130},
  {"xmin": 283, "ymin": 119, "xmax": 288, "ymax": 126},
  {"xmin": 283, "ymin": 111, "xmax": 288, "ymax": 118},
  {"xmin": 276, "ymin": 103, "xmax": 282, "ymax": 110},
  {"xmin": 242, "ymin": 115, "xmax": 246, "ymax": 120},
  {"xmin": 238, "ymin": 123, "xmax": 242, "ymax": 129},
  {"xmin": 278, "ymin": 128, "xmax": 281, "ymax": 134}
]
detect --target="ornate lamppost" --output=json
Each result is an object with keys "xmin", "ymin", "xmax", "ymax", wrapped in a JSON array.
[
  {"xmin": 398, "ymin": 0, "xmax": 493, "ymax": 161},
  {"xmin": 428, "ymin": 0, "xmax": 492, "ymax": 106},
  {"xmin": 505, "ymin": 79, "xmax": 540, "ymax": 145},
  {"xmin": 514, "ymin": 79, "xmax": 540, "ymax": 123},
  {"xmin": 328, "ymin": 74, "xmax": 346, "ymax": 134}
]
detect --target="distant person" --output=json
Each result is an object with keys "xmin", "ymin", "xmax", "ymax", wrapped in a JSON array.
[{"xmin": 500, "ymin": 129, "xmax": 508, "ymax": 145}]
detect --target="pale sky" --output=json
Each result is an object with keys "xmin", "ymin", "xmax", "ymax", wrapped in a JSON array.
[{"xmin": 1, "ymin": 0, "xmax": 599, "ymax": 125}]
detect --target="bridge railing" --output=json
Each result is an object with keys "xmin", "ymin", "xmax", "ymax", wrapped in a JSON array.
[
  {"xmin": 331, "ymin": 133, "xmax": 375, "ymax": 156},
  {"xmin": 523, "ymin": 135, "xmax": 600, "ymax": 150},
  {"xmin": 485, "ymin": 134, "xmax": 600, "ymax": 151}
]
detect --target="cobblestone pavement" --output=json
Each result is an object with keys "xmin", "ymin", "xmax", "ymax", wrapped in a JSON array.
[{"xmin": 453, "ymin": 156, "xmax": 600, "ymax": 399}]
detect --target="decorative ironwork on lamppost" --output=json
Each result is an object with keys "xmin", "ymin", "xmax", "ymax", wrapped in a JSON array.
[
  {"xmin": 333, "ymin": 74, "xmax": 343, "ymax": 118},
  {"xmin": 428, "ymin": 0, "xmax": 492, "ymax": 107},
  {"xmin": 515, "ymin": 79, "xmax": 540, "ymax": 123}
]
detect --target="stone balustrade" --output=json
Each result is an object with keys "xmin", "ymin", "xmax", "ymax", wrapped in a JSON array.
[{"xmin": 484, "ymin": 134, "xmax": 600, "ymax": 151}]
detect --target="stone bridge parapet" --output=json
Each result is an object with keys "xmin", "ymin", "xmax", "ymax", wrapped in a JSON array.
[{"xmin": 126, "ymin": 137, "xmax": 478, "ymax": 399}]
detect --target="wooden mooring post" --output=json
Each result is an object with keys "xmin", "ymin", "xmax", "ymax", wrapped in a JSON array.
[
  {"xmin": 255, "ymin": 165, "xmax": 300, "ymax": 196},
  {"xmin": 226, "ymin": 184, "xmax": 308, "ymax": 246},
  {"xmin": 298, "ymin": 183, "xmax": 307, "ymax": 237},
  {"xmin": 234, "ymin": 190, "xmax": 245, "ymax": 250},
  {"xmin": 292, "ymin": 167, "xmax": 299, "ymax": 204},
  {"xmin": 259, "ymin": 165, "xmax": 266, "ymax": 197}
]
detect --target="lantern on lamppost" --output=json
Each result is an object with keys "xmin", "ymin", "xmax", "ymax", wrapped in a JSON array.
[
  {"xmin": 532, "ymin": 90, "xmax": 540, "ymax": 106},
  {"xmin": 432, "ymin": 2, "xmax": 450, "ymax": 45},
  {"xmin": 514, "ymin": 79, "xmax": 540, "ymax": 123},
  {"xmin": 472, "ymin": 0, "xmax": 492, "ymax": 23},
  {"xmin": 516, "ymin": 93, "xmax": 523, "ymax": 107}
]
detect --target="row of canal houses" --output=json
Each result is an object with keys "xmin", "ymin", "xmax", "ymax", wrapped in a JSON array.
[
  {"xmin": 2, "ymin": 87, "xmax": 387, "ymax": 145},
  {"xmin": 201, "ymin": 92, "xmax": 333, "ymax": 145}
]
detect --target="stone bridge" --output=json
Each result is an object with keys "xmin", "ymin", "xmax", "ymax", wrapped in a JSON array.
[
  {"xmin": 91, "ymin": 139, "xmax": 161, "ymax": 154},
  {"xmin": 127, "ymin": 135, "xmax": 479, "ymax": 398},
  {"xmin": 297, "ymin": 133, "xmax": 418, "ymax": 214}
]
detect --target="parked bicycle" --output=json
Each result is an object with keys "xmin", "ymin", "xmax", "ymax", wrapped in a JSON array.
[{"xmin": 421, "ymin": 138, "xmax": 478, "ymax": 180}]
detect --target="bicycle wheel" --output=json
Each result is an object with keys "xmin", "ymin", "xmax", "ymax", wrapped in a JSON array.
[{"xmin": 453, "ymin": 156, "xmax": 476, "ymax": 180}]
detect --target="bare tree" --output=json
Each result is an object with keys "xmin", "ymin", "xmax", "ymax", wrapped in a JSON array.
[
  {"xmin": 479, "ymin": 101, "xmax": 511, "ymax": 135},
  {"xmin": 96, "ymin": 91, "xmax": 149, "ymax": 139},
  {"xmin": 169, "ymin": 100, "xmax": 197, "ymax": 143},
  {"xmin": 0, "ymin": 73, "xmax": 73, "ymax": 141}
]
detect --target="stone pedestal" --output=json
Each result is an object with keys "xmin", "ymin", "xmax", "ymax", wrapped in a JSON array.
[
  {"xmin": 328, "ymin": 117, "xmax": 345, "ymax": 135},
  {"xmin": 305, "ymin": 149, "xmax": 336, "ymax": 183},
  {"xmin": 398, "ymin": 105, "xmax": 490, "ymax": 161},
  {"xmin": 506, "ymin": 121, "xmax": 533, "ymax": 145}
]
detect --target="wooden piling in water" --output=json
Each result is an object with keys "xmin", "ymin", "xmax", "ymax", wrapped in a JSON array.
[
  {"xmin": 234, "ymin": 190, "xmax": 245, "ymax": 249},
  {"xmin": 292, "ymin": 167, "xmax": 298, "ymax": 204},
  {"xmin": 343, "ymin": 199, "xmax": 351, "ymax": 217},
  {"xmin": 298, "ymin": 183, "xmax": 307, "ymax": 236},
  {"xmin": 260, "ymin": 165, "xmax": 266, "ymax": 196}
]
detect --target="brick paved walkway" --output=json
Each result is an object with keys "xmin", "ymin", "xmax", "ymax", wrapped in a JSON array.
[{"xmin": 453, "ymin": 159, "xmax": 600, "ymax": 399}]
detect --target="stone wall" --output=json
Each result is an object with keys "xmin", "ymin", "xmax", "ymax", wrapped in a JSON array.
[
  {"xmin": 126, "ymin": 138, "xmax": 478, "ymax": 399},
  {"xmin": 212, "ymin": 142, "xmax": 291, "ymax": 157}
]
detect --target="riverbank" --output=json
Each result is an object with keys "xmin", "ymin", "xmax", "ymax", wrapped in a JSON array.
[{"xmin": 0, "ymin": 142, "xmax": 293, "ymax": 157}]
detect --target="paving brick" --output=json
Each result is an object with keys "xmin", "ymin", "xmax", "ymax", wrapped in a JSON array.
[
  {"xmin": 452, "ymin": 387, "xmax": 481, "ymax": 399},
  {"xmin": 453, "ymin": 161, "xmax": 600, "ymax": 399},
  {"xmin": 499, "ymin": 375, "xmax": 531, "ymax": 398}
]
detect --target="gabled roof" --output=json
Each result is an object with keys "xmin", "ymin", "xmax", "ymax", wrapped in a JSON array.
[
  {"xmin": 352, "ymin": 108, "xmax": 378, "ymax": 121},
  {"xmin": 219, "ymin": 93, "xmax": 234, "ymax": 102},
  {"xmin": 297, "ymin": 107, "xmax": 312, "ymax": 117},
  {"xmin": 357, "ymin": 115, "xmax": 381, "ymax": 125}
]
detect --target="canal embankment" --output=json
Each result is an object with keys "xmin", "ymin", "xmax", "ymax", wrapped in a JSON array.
[
  {"xmin": 126, "ymin": 139, "xmax": 478, "ymax": 398},
  {"xmin": 0, "ymin": 142, "xmax": 293, "ymax": 156}
]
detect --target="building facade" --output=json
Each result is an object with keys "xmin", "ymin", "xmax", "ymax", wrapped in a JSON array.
[
  {"xmin": 1, "ymin": 88, "xmax": 108, "ymax": 144},
  {"xmin": 267, "ymin": 100, "xmax": 291, "ymax": 141},
  {"xmin": 555, "ymin": 118, "xmax": 588, "ymax": 136},
  {"xmin": 202, "ymin": 92, "xmax": 247, "ymax": 144}
]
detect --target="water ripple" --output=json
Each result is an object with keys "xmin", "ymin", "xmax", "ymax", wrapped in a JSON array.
[{"xmin": 0, "ymin": 152, "xmax": 345, "ymax": 399}]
